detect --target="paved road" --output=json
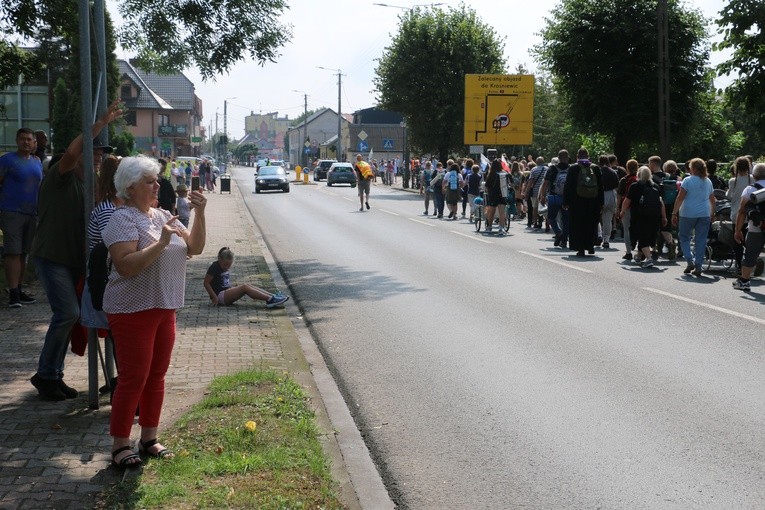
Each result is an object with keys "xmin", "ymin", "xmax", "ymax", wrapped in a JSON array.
[{"xmin": 235, "ymin": 167, "xmax": 765, "ymax": 509}]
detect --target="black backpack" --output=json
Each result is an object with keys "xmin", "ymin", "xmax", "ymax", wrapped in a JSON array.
[
  {"xmin": 87, "ymin": 242, "xmax": 111, "ymax": 311},
  {"xmin": 638, "ymin": 183, "xmax": 662, "ymax": 217}
]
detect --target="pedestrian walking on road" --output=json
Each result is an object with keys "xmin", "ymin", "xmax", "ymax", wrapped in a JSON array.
[
  {"xmin": 620, "ymin": 166, "xmax": 667, "ymax": 268},
  {"xmin": 539, "ymin": 150, "xmax": 571, "ymax": 248},
  {"xmin": 564, "ymin": 147, "xmax": 604, "ymax": 257},
  {"xmin": 103, "ymin": 155, "xmax": 207, "ymax": 469},
  {"xmin": 731, "ymin": 163, "xmax": 765, "ymax": 291},
  {"xmin": 420, "ymin": 161, "xmax": 434, "ymax": 215},
  {"xmin": 671, "ymin": 157, "xmax": 715, "ymax": 276},
  {"xmin": 354, "ymin": 154, "xmax": 374, "ymax": 211},
  {"xmin": 443, "ymin": 163, "xmax": 464, "ymax": 220},
  {"xmin": 431, "ymin": 162, "xmax": 446, "ymax": 218}
]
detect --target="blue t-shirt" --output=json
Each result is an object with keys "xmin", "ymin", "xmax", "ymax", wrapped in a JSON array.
[
  {"xmin": 679, "ymin": 175, "xmax": 713, "ymax": 218},
  {"xmin": 0, "ymin": 152, "xmax": 43, "ymax": 215}
]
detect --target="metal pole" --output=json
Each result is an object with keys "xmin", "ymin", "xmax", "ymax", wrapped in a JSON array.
[
  {"xmin": 94, "ymin": 0, "xmax": 108, "ymax": 132},
  {"xmin": 79, "ymin": 0, "xmax": 99, "ymax": 410},
  {"xmin": 215, "ymin": 111, "xmax": 219, "ymax": 159},
  {"xmin": 223, "ymin": 99, "xmax": 228, "ymax": 163},
  {"xmin": 16, "ymin": 74, "xmax": 22, "ymax": 131}
]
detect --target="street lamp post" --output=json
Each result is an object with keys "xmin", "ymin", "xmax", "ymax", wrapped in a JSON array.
[
  {"xmin": 400, "ymin": 120, "xmax": 410, "ymax": 188},
  {"xmin": 317, "ymin": 66, "xmax": 343, "ymax": 162},
  {"xmin": 223, "ymin": 97, "xmax": 236, "ymax": 171}
]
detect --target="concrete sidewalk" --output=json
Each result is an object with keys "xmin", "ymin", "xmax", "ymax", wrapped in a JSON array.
[{"xmin": 0, "ymin": 174, "xmax": 380, "ymax": 509}]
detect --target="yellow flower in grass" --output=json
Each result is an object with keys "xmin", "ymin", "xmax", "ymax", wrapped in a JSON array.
[{"xmin": 245, "ymin": 420, "xmax": 257, "ymax": 432}]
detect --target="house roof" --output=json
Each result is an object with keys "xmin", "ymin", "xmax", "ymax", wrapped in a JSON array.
[{"xmin": 118, "ymin": 59, "xmax": 195, "ymax": 111}]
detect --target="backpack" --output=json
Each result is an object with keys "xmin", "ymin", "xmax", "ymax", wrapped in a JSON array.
[
  {"xmin": 356, "ymin": 161, "xmax": 374, "ymax": 180},
  {"xmin": 576, "ymin": 165, "xmax": 598, "ymax": 199},
  {"xmin": 638, "ymin": 183, "xmax": 662, "ymax": 217},
  {"xmin": 745, "ymin": 183, "xmax": 765, "ymax": 227},
  {"xmin": 553, "ymin": 168, "xmax": 568, "ymax": 196},
  {"xmin": 662, "ymin": 177, "xmax": 679, "ymax": 205},
  {"xmin": 87, "ymin": 241, "xmax": 111, "ymax": 311},
  {"xmin": 448, "ymin": 170, "xmax": 459, "ymax": 190}
]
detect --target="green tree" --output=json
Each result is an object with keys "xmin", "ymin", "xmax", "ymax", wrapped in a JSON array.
[
  {"xmin": 51, "ymin": 78, "xmax": 77, "ymax": 153},
  {"xmin": 715, "ymin": 0, "xmax": 765, "ymax": 141},
  {"xmin": 374, "ymin": 4, "xmax": 505, "ymax": 162},
  {"xmin": 117, "ymin": 0, "xmax": 292, "ymax": 80},
  {"xmin": 111, "ymin": 130, "xmax": 135, "ymax": 157},
  {"xmin": 1, "ymin": 0, "xmax": 292, "ymax": 86},
  {"xmin": 533, "ymin": 0, "xmax": 709, "ymax": 164},
  {"xmin": 290, "ymin": 108, "xmax": 319, "ymax": 127}
]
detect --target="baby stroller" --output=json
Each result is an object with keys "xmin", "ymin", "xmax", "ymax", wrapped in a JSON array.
[{"xmin": 704, "ymin": 220, "xmax": 736, "ymax": 271}]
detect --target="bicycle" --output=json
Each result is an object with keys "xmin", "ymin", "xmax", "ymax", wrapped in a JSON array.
[{"xmin": 473, "ymin": 196, "xmax": 485, "ymax": 232}]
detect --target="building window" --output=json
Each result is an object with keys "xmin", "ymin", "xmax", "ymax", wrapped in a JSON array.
[
  {"xmin": 158, "ymin": 114, "xmax": 170, "ymax": 126},
  {"xmin": 124, "ymin": 110, "xmax": 136, "ymax": 126},
  {"xmin": 120, "ymin": 84, "xmax": 132, "ymax": 99}
]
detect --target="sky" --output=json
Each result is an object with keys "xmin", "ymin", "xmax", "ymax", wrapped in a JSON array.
[{"xmin": 110, "ymin": 0, "xmax": 732, "ymax": 139}]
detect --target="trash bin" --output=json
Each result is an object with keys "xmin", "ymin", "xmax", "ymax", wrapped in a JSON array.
[{"xmin": 219, "ymin": 174, "xmax": 231, "ymax": 193}]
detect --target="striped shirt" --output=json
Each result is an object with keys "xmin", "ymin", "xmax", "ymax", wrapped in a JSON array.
[{"xmin": 88, "ymin": 200, "xmax": 117, "ymax": 251}]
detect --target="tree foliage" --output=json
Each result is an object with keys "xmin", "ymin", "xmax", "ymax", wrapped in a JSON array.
[
  {"xmin": 374, "ymin": 4, "xmax": 505, "ymax": 162},
  {"xmin": 117, "ymin": 0, "xmax": 292, "ymax": 80},
  {"xmin": 111, "ymin": 130, "xmax": 136, "ymax": 157},
  {"xmin": 715, "ymin": 0, "xmax": 765, "ymax": 139},
  {"xmin": 533, "ymin": 0, "xmax": 709, "ymax": 163},
  {"xmin": 233, "ymin": 143, "xmax": 259, "ymax": 160}
]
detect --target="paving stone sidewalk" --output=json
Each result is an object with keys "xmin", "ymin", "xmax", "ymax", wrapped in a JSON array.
[{"xmin": 0, "ymin": 175, "xmax": 314, "ymax": 509}]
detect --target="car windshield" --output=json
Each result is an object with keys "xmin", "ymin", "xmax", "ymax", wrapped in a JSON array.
[
  {"xmin": 333, "ymin": 166, "xmax": 352, "ymax": 172},
  {"xmin": 259, "ymin": 167, "xmax": 285, "ymax": 176}
]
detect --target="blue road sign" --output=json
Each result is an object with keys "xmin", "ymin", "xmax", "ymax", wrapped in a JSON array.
[
  {"xmin": 358, "ymin": 140, "xmax": 369, "ymax": 152},
  {"xmin": 383, "ymin": 139, "xmax": 394, "ymax": 149},
  {"xmin": 303, "ymin": 147, "xmax": 312, "ymax": 154}
]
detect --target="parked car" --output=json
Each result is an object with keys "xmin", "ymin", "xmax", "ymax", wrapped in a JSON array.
[
  {"xmin": 326, "ymin": 162, "xmax": 357, "ymax": 187},
  {"xmin": 255, "ymin": 166, "xmax": 290, "ymax": 193},
  {"xmin": 313, "ymin": 159, "xmax": 337, "ymax": 181}
]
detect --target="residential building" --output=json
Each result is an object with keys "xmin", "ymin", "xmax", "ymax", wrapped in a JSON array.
[
  {"xmin": 243, "ymin": 111, "xmax": 290, "ymax": 160},
  {"xmin": 118, "ymin": 59, "xmax": 203, "ymax": 157},
  {"xmin": 348, "ymin": 107, "xmax": 405, "ymax": 163},
  {"xmin": 286, "ymin": 108, "xmax": 350, "ymax": 166}
]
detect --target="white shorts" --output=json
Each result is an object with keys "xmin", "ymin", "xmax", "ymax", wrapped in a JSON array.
[{"xmin": 217, "ymin": 290, "xmax": 227, "ymax": 305}]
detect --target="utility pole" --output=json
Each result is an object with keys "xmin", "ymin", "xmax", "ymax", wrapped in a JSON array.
[
  {"xmin": 657, "ymin": 0, "xmax": 670, "ymax": 159},
  {"xmin": 303, "ymin": 93, "xmax": 308, "ymax": 167},
  {"xmin": 317, "ymin": 67, "xmax": 343, "ymax": 161},
  {"xmin": 215, "ymin": 111, "xmax": 219, "ymax": 159}
]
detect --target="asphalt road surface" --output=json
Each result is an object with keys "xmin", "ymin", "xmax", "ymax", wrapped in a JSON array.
[{"xmin": 233, "ymin": 166, "xmax": 765, "ymax": 509}]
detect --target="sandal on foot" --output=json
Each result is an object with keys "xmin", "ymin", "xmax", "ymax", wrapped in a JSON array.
[
  {"xmin": 112, "ymin": 445, "xmax": 142, "ymax": 470},
  {"xmin": 139, "ymin": 438, "xmax": 174, "ymax": 459}
]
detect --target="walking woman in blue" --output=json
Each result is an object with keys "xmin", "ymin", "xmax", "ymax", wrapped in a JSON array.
[{"xmin": 671, "ymin": 158, "xmax": 715, "ymax": 276}]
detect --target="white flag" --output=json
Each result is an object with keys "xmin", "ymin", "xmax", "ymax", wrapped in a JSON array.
[
  {"xmin": 368, "ymin": 148, "xmax": 374, "ymax": 161},
  {"xmin": 480, "ymin": 153, "xmax": 490, "ymax": 171}
]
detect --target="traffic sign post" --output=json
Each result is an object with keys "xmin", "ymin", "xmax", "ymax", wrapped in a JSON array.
[
  {"xmin": 358, "ymin": 140, "xmax": 369, "ymax": 152},
  {"xmin": 464, "ymin": 74, "xmax": 535, "ymax": 146}
]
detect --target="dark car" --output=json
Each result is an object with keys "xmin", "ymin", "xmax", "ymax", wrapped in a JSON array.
[
  {"xmin": 255, "ymin": 166, "xmax": 290, "ymax": 193},
  {"xmin": 313, "ymin": 159, "xmax": 337, "ymax": 181},
  {"xmin": 327, "ymin": 162, "xmax": 357, "ymax": 187}
]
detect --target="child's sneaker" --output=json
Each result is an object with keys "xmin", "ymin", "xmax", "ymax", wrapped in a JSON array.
[
  {"xmin": 266, "ymin": 294, "xmax": 289, "ymax": 308},
  {"xmin": 732, "ymin": 279, "xmax": 751, "ymax": 292}
]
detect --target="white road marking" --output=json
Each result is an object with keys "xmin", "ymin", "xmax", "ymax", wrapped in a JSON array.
[
  {"xmin": 342, "ymin": 197, "xmax": 355, "ymax": 202},
  {"xmin": 450, "ymin": 230, "xmax": 494, "ymax": 244},
  {"xmin": 517, "ymin": 250, "xmax": 593, "ymax": 273},
  {"xmin": 408, "ymin": 218, "xmax": 436, "ymax": 227},
  {"xmin": 380, "ymin": 209, "xmax": 399, "ymax": 216},
  {"xmin": 643, "ymin": 287, "xmax": 765, "ymax": 325}
]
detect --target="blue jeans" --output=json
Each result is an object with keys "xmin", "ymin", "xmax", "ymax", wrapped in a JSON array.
[
  {"xmin": 35, "ymin": 257, "xmax": 81, "ymax": 380},
  {"xmin": 546, "ymin": 194, "xmax": 569, "ymax": 241},
  {"xmin": 678, "ymin": 216, "xmax": 711, "ymax": 268},
  {"xmin": 434, "ymin": 191, "xmax": 445, "ymax": 216}
]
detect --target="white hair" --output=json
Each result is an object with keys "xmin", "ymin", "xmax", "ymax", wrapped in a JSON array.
[
  {"xmin": 114, "ymin": 155, "xmax": 161, "ymax": 200},
  {"xmin": 753, "ymin": 163, "xmax": 765, "ymax": 181},
  {"xmin": 637, "ymin": 165, "xmax": 652, "ymax": 182}
]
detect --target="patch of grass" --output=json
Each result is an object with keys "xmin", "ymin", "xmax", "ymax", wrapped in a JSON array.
[{"xmin": 96, "ymin": 370, "xmax": 345, "ymax": 509}]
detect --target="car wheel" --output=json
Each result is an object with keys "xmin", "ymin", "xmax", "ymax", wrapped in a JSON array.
[
  {"xmin": 255, "ymin": 187, "xmax": 261, "ymax": 194},
  {"xmin": 284, "ymin": 186, "xmax": 290, "ymax": 193},
  {"xmin": 327, "ymin": 181, "xmax": 332, "ymax": 187}
]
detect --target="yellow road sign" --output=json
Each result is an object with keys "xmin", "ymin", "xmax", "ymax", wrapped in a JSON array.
[{"xmin": 464, "ymin": 74, "xmax": 535, "ymax": 146}]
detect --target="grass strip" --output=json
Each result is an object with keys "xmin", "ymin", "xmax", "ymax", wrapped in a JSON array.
[{"xmin": 96, "ymin": 369, "xmax": 346, "ymax": 509}]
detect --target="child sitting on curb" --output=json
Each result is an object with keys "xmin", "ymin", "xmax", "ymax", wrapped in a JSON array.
[{"xmin": 204, "ymin": 247, "xmax": 289, "ymax": 307}]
